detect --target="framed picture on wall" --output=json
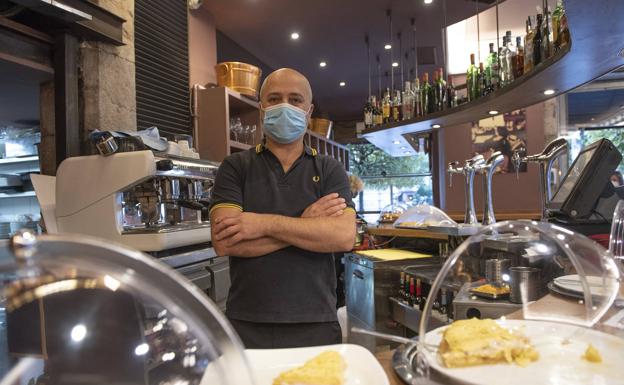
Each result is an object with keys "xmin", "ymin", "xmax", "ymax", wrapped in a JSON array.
[{"xmin": 471, "ymin": 108, "xmax": 528, "ymax": 173}]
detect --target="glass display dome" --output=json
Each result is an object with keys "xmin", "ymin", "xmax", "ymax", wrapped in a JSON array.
[
  {"xmin": 413, "ymin": 221, "xmax": 622, "ymax": 385},
  {"xmin": 394, "ymin": 204, "xmax": 457, "ymax": 228},
  {"xmin": 378, "ymin": 203, "xmax": 408, "ymax": 224},
  {"xmin": 0, "ymin": 231, "xmax": 256, "ymax": 385}
]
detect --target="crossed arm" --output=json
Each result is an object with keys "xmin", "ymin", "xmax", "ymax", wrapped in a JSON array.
[{"xmin": 210, "ymin": 193, "xmax": 356, "ymax": 257}]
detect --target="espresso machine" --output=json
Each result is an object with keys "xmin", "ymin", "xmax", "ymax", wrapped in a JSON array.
[{"xmin": 55, "ymin": 150, "xmax": 218, "ymax": 251}]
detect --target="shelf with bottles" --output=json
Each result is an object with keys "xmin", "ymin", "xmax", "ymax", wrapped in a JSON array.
[{"xmin": 363, "ymin": 0, "xmax": 624, "ymax": 156}]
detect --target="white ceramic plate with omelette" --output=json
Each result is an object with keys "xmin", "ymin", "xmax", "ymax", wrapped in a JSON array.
[
  {"xmin": 245, "ymin": 343, "xmax": 390, "ymax": 385},
  {"xmin": 422, "ymin": 319, "xmax": 624, "ymax": 385}
]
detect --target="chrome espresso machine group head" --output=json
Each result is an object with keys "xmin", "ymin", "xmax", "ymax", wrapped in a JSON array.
[{"xmin": 55, "ymin": 150, "xmax": 219, "ymax": 251}]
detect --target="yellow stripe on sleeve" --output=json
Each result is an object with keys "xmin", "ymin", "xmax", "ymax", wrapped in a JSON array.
[
  {"xmin": 209, "ymin": 203, "xmax": 243, "ymax": 216},
  {"xmin": 344, "ymin": 207, "xmax": 356, "ymax": 214}
]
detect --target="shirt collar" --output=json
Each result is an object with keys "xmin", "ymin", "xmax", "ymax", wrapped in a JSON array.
[{"xmin": 255, "ymin": 142, "xmax": 317, "ymax": 157}]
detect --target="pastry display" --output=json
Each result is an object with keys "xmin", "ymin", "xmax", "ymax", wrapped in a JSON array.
[
  {"xmin": 438, "ymin": 318, "xmax": 539, "ymax": 368},
  {"xmin": 273, "ymin": 350, "xmax": 346, "ymax": 385},
  {"xmin": 470, "ymin": 283, "xmax": 511, "ymax": 297}
]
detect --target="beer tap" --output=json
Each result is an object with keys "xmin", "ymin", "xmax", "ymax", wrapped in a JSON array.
[
  {"xmin": 512, "ymin": 137, "xmax": 568, "ymax": 220},
  {"xmin": 448, "ymin": 154, "xmax": 485, "ymax": 226},
  {"xmin": 478, "ymin": 151, "xmax": 504, "ymax": 225}
]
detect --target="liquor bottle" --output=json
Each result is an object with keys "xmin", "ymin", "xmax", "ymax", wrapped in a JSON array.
[
  {"xmin": 376, "ymin": 97, "xmax": 384, "ymax": 126},
  {"xmin": 432, "ymin": 291, "xmax": 441, "ymax": 313},
  {"xmin": 553, "ymin": 0, "xmax": 570, "ymax": 51},
  {"xmin": 439, "ymin": 288, "xmax": 449, "ymax": 323},
  {"xmin": 371, "ymin": 96, "xmax": 379, "ymax": 126},
  {"xmin": 393, "ymin": 90, "xmax": 402, "ymax": 122},
  {"xmin": 524, "ymin": 16, "xmax": 535, "ymax": 73},
  {"xmin": 506, "ymin": 31, "xmax": 516, "ymax": 84},
  {"xmin": 552, "ymin": 0, "xmax": 562, "ymax": 51},
  {"xmin": 478, "ymin": 63, "xmax": 486, "ymax": 97},
  {"xmin": 486, "ymin": 43, "xmax": 499, "ymax": 93},
  {"xmin": 399, "ymin": 271, "xmax": 405, "ymax": 301},
  {"xmin": 514, "ymin": 36, "xmax": 525, "ymax": 78},
  {"xmin": 541, "ymin": 6, "xmax": 552, "ymax": 61},
  {"xmin": 437, "ymin": 68, "xmax": 447, "ymax": 111},
  {"xmin": 408, "ymin": 277, "xmax": 415, "ymax": 307},
  {"xmin": 382, "ymin": 89, "xmax": 391, "ymax": 123},
  {"xmin": 421, "ymin": 73, "xmax": 431, "ymax": 115},
  {"xmin": 498, "ymin": 36, "xmax": 508, "ymax": 87},
  {"xmin": 415, "ymin": 278, "xmax": 423, "ymax": 310},
  {"xmin": 413, "ymin": 77, "xmax": 422, "ymax": 117},
  {"xmin": 466, "ymin": 54, "xmax": 477, "ymax": 102},
  {"xmin": 447, "ymin": 75, "xmax": 458, "ymax": 109},
  {"xmin": 404, "ymin": 273, "xmax": 411, "ymax": 303},
  {"xmin": 428, "ymin": 72, "xmax": 436, "ymax": 113},
  {"xmin": 402, "ymin": 81, "xmax": 414, "ymax": 120},
  {"xmin": 363, "ymin": 97, "xmax": 373, "ymax": 129},
  {"xmin": 534, "ymin": 13, "xmax": 543, "ymax": 67}
]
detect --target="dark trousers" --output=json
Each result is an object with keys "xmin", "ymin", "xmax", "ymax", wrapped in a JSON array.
[{"xmin": 228, "ymin": 318, "xmax": 341, "ymax": 349}]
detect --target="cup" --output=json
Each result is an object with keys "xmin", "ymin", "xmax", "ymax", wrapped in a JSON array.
[{"xmin": 509, "ymin": 266, "xmax": 541, "ymax": 303}]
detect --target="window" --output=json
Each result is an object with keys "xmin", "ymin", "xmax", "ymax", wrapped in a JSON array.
[{"xmin": 348, "ymin": 142, "xmax": 433, "ymax": 224}]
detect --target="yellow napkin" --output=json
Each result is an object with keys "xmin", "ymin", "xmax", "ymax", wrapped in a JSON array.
[{"xmin": 355, "ymin": 249, "xmax": 432, "ymax": 261}]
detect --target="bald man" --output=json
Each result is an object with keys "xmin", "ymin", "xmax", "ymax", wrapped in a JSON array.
[{"xmin": 209, "ymin": 68, "xmax": 356, "ymax": 348}]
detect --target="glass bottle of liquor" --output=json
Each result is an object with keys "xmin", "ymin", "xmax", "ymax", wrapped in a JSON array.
[
  {"xmin": 399, "ymin": 271, "xmax": 405, "ymax": 301},
  {"xmin": 524, "ymin": 16, "xmax": 535, "ymax": 73},
  {"xmin": 363, "ymin": 96, "xmax": 373, "ymax": 129},
  {"xmin": 506, "ymin": 31, "xmax": 516, "ymax": 84},
  {"xmin": 415, "ymin": 278, "xmax": 423, "ymax": 310},
  {"xmin": 542, "ymin": 6, "xmax": 552, "ymax": 61},
  {"xmin": 421, "ymin": 73, "xmax": 431, "ymax": 115},
  {"xmin": 402, "ymin": 81, "xmax": 413, "ymax": 120},
  {"xmin": 382, "ymin": 89, "xmax": 391, "ymax": 123},
  {"xmin": 371, "ymin": 96, "xmax": 379, "ymax": 126},
  {"xmin": 408, "ymin": 277, "xmax": 415, "ymax": 307},
  {"xmin": 376, "ymin": 97, "xmax": 384, "ymax": 126},
  {"xmin": 404, "ymin": 273, "xmax": 411, "ymax": 303},
  {"xmin": 428, "ymin": 72, "xmax": 437, "ymax": 113},
  {"xmin": 555, "ymin": 0, "xmax": 570, "ymax": 50},
  {"xmin": 486, "ymin": 43, "xmax": 499, "ymax": 93},
  {"xmin": 466, "ymin": 54, "xmax": 477, "ymax": 102},
  {"xmin": 478, "ymin": 62, "xmax": 486, "ymax": 97},
  {"xmin": 437, "ymin": 68, "xmax": 447, "ymax": 111},
  {"xmin": 534, "ymin": 13, "xmax": 543, "ymax": 67},
  {"xmin": 413, "ymin": 77, "xmax": 422, "ymax": 117},
  {"xmin": 552, "ymin": 0, "xmax": 562, "ymax": 51},
  {"xmin": 447, "ymin": 76, "xmax": 457, "ymax": 109},
  {"xmin": 393, "ymin": 90, "xmax": 402, "ymax": 122},
  {"xmin": 439, "ymin": 288, "xmax": 449, "ymax": 323},
  {"xmin": 515, "ymin": 36, "xmax": 525, "ymax": 78}
]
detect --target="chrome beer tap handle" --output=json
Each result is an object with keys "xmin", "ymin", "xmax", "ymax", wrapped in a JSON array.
[
  {"xmin": 463, "ymin": 155, "xmax": 485, "ymax": 226},
  {"xmin": 481, "ymin": 151, "xmax": 504, "ymax": 225},
  {"xmin": 447, "ymin": 161, "xmax": 463, "ymax": 188}
]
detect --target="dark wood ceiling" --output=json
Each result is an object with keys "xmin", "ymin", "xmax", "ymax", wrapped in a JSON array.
[{"xmin": 202, "ymin": 0, "xmax": 480, "ymax": 121}]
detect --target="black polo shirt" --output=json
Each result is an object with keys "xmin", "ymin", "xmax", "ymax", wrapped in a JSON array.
[{"xmin": 209, "ymin": 144, "xmax": 355, "ymax": 323}]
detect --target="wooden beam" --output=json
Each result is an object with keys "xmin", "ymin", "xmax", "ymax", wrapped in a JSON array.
[{"xmin": 54, "ymin": 33, "xmax": 80, "ymax": 166}]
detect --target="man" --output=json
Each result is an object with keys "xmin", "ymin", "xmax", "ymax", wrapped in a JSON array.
[{"xmin": 210, "ymin": 68, "xmax": 356, "ymax": 349}]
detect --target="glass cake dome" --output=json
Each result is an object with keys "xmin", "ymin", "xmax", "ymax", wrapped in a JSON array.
[
  {"xmin": 378, "ymin": 203, "xmax": 408, "ymax": 224},
  {"xmin": 412, "ymin": 221, "xmax": 622, "ymax": 384},
  {"xmin": 393, "ymin": 204, "xmax": 457, "ymax": 228},
  {"xmin": 0, "ymin": 231, "xmax": 256, "ymax": 385}
]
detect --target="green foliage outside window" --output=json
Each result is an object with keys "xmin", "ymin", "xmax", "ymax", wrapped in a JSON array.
[{"xmin": 577, "ymin": 129, "xmax": 624, "ymax": 171}]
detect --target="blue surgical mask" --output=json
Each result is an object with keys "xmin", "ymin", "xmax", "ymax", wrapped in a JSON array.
[{"xmin": 262, "ymin": 103, "xmax": 309, "ymax": 144}]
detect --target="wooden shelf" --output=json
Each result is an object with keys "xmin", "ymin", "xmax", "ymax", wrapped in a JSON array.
[
  {"xmin": 367, "ymin": 224, "xmax": 448, "ymax": 240},
  {"xmin": 363, "ymin": 0, "xmax": 624, "ymax": 156}
]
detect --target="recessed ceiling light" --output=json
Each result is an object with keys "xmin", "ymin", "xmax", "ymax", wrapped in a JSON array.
[
  {"xmin": 591, "ymin": 117, "xmax": 596, "ymax": 121},
  {"xmin": 432, "ymin": 124, "xmax": 441, "ymax": 129},
  {"xmin": 488, "ymin": 110, "xmax": 499, "ymax": 115},
  {"xmin": 319, "ymin": 61, "xmax": 327, "ymax": 67},
  {"xmin": 404, "ymin": 151, "xmax": 412, "ymax": 155},
  {"xmin": 393, "ymin": 140, "xmax": 401, "ymax": 145},
  {"xmin": 424, "ymin": 0, "xmax": 433, "ymax": 4},
  {"xmin": 384, "ymin": 44, "xmax": 392, "ymax": 50},
  {"xmin": 543, "ymin": 89, "xmax": 556, "ymax": 95},
  {"xmin": 339, "ymin": 81, "xmax": 346, "ymax": 87},
  {"xmin": 400, "ymin": 146, "xmax": 407, "ymax": 150},
  {"xmin": 392, "ymin": 62, "xmax": 399, "ymax": 67},
  {"xmin": 620, "ymin": 105, "xmax": 624, "ymax": 109},
  {"xmin": 290, "ymin": 32, "xmax": 300, "ymax": 40}
]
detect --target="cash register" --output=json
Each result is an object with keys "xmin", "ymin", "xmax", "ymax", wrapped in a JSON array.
[{"xmin": 546, "ymin": 138, "xmax": 623, "ymax": 234}]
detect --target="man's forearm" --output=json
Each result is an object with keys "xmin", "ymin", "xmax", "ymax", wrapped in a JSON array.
[
  {"xmin": 263, "ymin": 213, "xmax": 355, "ymax": 253},
  {"xmin": 215, "ymin": 236, "xmax": 288, "ymax": 257}
]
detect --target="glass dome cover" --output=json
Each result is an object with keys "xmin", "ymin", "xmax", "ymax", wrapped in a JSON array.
[
  {"xmin": 378, "ymin": 203, "xmax": 408, "ymax": 224},
  {"xmin": 415, "ymin": 221, "xmax": 621, "ymax": 381},
  {"xmin": 0, "ymin": 231, "xmax": 256, "ymax": 385},
  {"xmin": 394, "ymin": 204, "xmax": 457, "ymax": 228}
]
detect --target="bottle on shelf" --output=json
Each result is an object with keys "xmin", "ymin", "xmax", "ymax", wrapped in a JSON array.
[
  {"xmin": 392, "ymin": 90, "xmax": 402, "ymax": 122},
  {"xmin": 404, "ymin": 273, "xmax": 411, "ymax": 303},
  {"xmin": 524, "ymin": 16, "xmax": 536, "ymax": 73},
  {"xmin": 478, "ymin": 62, "xmax": 487, "ymax": 97},
  {"xmin": 382, "ymin": 89, "xmax": 391, "ymax": 123},
  {"xmin": 421, "ymin": 73, "xmax": 431, "ymax": 115},
  {"xmin": 486, "ymin": 42, "xmax": 500, "ymax": 93},
  {"xmin": 437, "ymin": 68, "xmax": 447, "ymax": 111},
  {"xmin": 363, "ymin": 96, "xmax": 373, "ymax": 129},
  {"xmin": 399, "ymin": 271, "xmax": 406, "ymax": 301},
  {"xmin": 506, "ymin": 31, "xmax": 516, "ymax": 84},
  {"xmin": 466, "ymin": 53, "xmax": 478, "ymax": 102},
  {"xmin": 415, "ymin": 278, "xmax": 424, "ymax": 310},
  {"xmin": 553, "ymin": 0, "xmax": 570, "ymax": 51},
  {"xmin": 439, "ymin": 288, "xmax": 450, "ymax": 323},
  {"xmin": 447, "ymin": 75, "xmax": 458, "ymax": 109},
  {"xmin": 428, "ymin": 72, "xmax": 436, "ymax": 113},
  {"xmin": 534, "ymin": 13, "xmax": 543, "ymax": 67},
  {"xmin": 515, "ymin": 36, "xmax": 525, "ymax": 78},
  {"xmin": 408, "ymin": 277, "xmax": 415, "ymax": 307},
  {"xmin": 402, "ymin": 81, "xmax": 414, "ymax": 120},
  {"xmin": 413, "ymin": 76, "xmax": 422, "ymax": 117},
  {"xmin": 542, "ymin": 4, "xmax": 552, "ymax": 61}
]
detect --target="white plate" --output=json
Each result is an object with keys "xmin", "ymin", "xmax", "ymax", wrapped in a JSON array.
[
  {"xmin": 422, "ymin": 319, "xmax": 624, "ymax": 385},
  {"xmin": 554, "ymin": 274, "xmax": 620, "ymax": 298},
  {"xmin": 245, "ymin": 343, "xmax": 389, "ymax": 385}
]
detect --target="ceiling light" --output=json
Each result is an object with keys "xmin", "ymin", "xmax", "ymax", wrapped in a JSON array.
[
  {"xmin": 290, "ymin": 32, "xmax": 300, "ymax": 40},
  {"xmin": 384, "ymin": 44, "xmax": 392, "ymax": 50},
  {"xmin": 392, "ymin": 140, "xmax": 401, "ymax": 145},
  {"xmin": 71, "ymin": 324, "xmax": 87, "ymax": 342},
  {"xmin": 543, "ymin": 89, "xmax": 556, "ymax": 95},
  {"xmin": 488, "ymin": 110, "xmax": 499, "ymax": 115},
  {"xmin": 392, "ymin": 62, "xmax": 399, "ymax": 67},
  {"xmin": 620, "ymin": 105, "xmax": 624, "ymax": 109},
  {"xmin": 319, "ymin": 61, "xmax": 327, "ymax": 67},
  {"xmin": 400, "ymin": 146, "xmax": 407, "ymax": 150},
  {"xmin": 424, "ymin": 0, "xmax": 433, "ymax": 4},
  {"xmin": 404, "ymin": 151, "xmax": 412, "ymax": 155},
  {"xmin": 339, "ymin": 81, "xmax": 346, "ymax": 87},
  {"xmin": 591, "ymin": 117, "xmax": 596, "ymax": 121},
  {"xmin": 431, "ymin": 124, "xmax": 441, "ymax": 129}
]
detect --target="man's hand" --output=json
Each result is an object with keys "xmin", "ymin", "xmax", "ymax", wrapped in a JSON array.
[
  {"xmin": 212, "ymin": 212, "xmax": 266, "ymax": 246},
  {"xmin": 301, "ymin": 193, "xmax": 347, "ymax": 218}
]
